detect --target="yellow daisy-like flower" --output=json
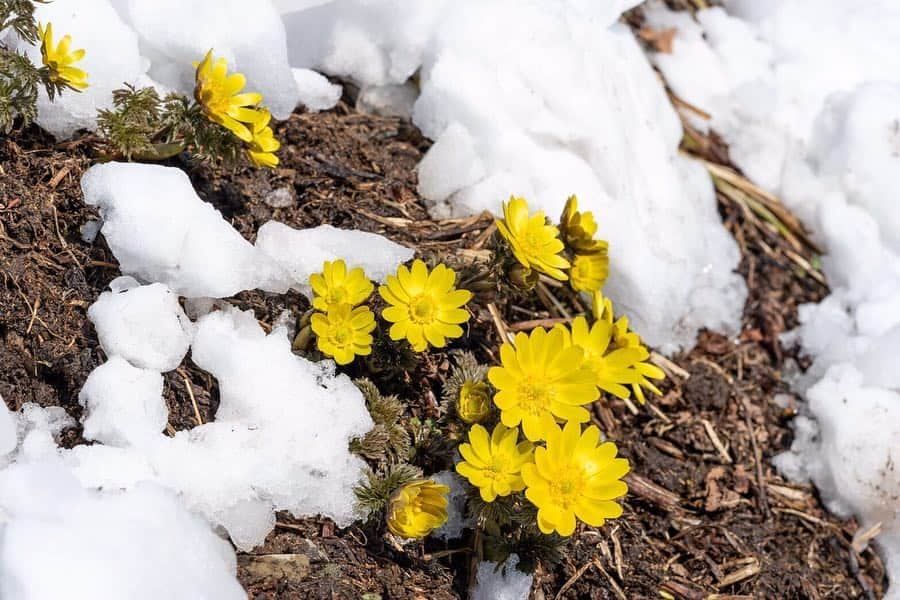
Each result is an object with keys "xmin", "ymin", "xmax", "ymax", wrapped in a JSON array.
[
  {"xmin": 522, "ymin": 421, "xmax": 629, "ymax": 536},
  {"xmin": 246, "ymin": 108, "xmax": 281, "ymax": 168},
  {"xmin": 39, "ymin": 23, "xmax": 88, "ymax": 91},
  {"xmin": 496, "ymin": 196, "xmax": 570, "ymax": 281},
  {"xmin": 488, "ymin": 326, "xmax": 597, "ymax": 442},
  {"xmin": 379, "ymin": 260, "xmax": 472, "ymax": 352},
  {"xmin": 309, "ymin": 259, "xmax": 374, "ymax": 312},
  {"xmin": 559, "ymin": 195, "xmax": 607, "ymax": 255},
  {"xmin": 455, "ymin": 423, "xmax": 534, "ymax": 502},
  {"xmin": 591, "ymin": 294, "xmax": 665, "ymax": 404},
  {"xmin": 561, "ymin": 316, "xmax": 648, "ymax": 400},
  {"xmin": 194, "ymin": 49, "xmax": 264, "ymax": 143},
  {"xmin": 386, "ymin": 479, "xmax": 449, "ymax": 539},
  {"xmin": 457, "ymin": 381, "xmax": 491, "ymax": 424},
  {"xmin": 310, "ymin": 304, "xmax": 376, "ymax": 365},
  {"xmin": 569, "ymin": 251, "xmax": 609, "ymax": 293}
]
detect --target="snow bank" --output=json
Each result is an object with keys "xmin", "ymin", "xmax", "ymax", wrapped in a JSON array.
[
  {"xmin": 11, "ymin": 0, "xmax": 316, "ymax": 137},
  {"xmin": 14, "ymin": 0, "xmax": 149, "ymax": 139},
  {"xmin": 81, "ymin": 162, "xmax": 285, "ymax": 297},
  {"xmin": 278, "ymin": 0, "xmax": 746, "ymax": 351},
  {"xmin": 88, "ymin": 277, "xmax": 194, "ymax": 371},
  {"xmin": 642, "ymin": 1, "xmax": 900, "ymax": 593},
  {"xmin": 0, "ymin": 462, "xmax": 245, "ymax": 600},
  {"xmin": 69, "ymin": 306, "xmax": 374, "ymax": 551},
  {"xmin": 0, "ymin": 406, "xmax": 244, "ymax": 599},
  {"xmin": 111, "ymin": 0, "xmax": 300, "ymax": 119},
  {"xmin": 256, "ymin": 221, "xmax": 413, "ymax": 292},
  {"xmin": 82, "ymin": 162, "xmax": 414, "ymax": 300}
]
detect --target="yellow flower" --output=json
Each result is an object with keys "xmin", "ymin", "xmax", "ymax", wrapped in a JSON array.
[
  {"xmin": 559, "ymin": 195, "xmax": 607, "ymax": 255},
  {"xmin": 379, "ymin": 260, "xmax": 472, "ymax": 352},
  {"xmin": 39, "ymin": 23, "xmax": 88, "ymax": 91},
  {"xmin": 309, "ymin": 259, "xmax": 374, "ymax": 312},
  {"xmin": 496, "ymin": 196, "xmax": 570, "ymax": 281},
  {"xmin": 194, "ymin": 49, "xmax": 264, "ymax": 142},
  {"xmin": 386, "ymin": 479, "xmax": 449, "ymax": 539},
  {"xmin": 522, "ymin": 421, "xmax": 629, "ymax": 536},
  {"xmin": 310, "ymin": 304, "xmax": 376, "ymax": 365},
  {"xmin": 591, "ymin": 294, "xmax": 665, "ymax": 404},
  {"xmin": 570, "ymin": 251, "xmax": 609, "ymax": 293},
  {"xmin": 488, "ymin": 326, "xmax": 597, "ymax": 442},
  {"xmin": 562, "ymin": 316, "xmax": 647, "ymax": 400},
  {"xmin": 457, "ymin": 381, "xmax": 491, "ymax": 424},
  {"xmin": 246, "ymin": 109, "xmax": 280, "ymax": 168},
  {"xmin": 455, "ymin": 423, "xmax": 534, "ymax": 502}
]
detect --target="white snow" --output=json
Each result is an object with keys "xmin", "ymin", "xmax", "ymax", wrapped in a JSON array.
[
  {"xmin": 78, "ymin": 357, "xmax": 168, "ymax": 448},
  {"xmin": 256, "ymin": 221, "xmax": 414, "ymax": 292},
  {"xmin": 88, "ymin": 277, "xmax": 194, "ymax": 371},
  {"xmin": 13, "ymin": 0, "xmax": 148, "ymax": 139},
  {"xmin": 642, "ymin": 1, "xmax": 900, "ymax": 594},
  {"xmin": 471, "ymin": 554, "xmax": 533, "ymax": 600},
  {"xmin": 111, "ymin": 0, "xmax": 301, "ymax": 119},
  {"xmin": 292, "ymin": 68, "xmax": 342, "ymax": 111},
  {"xmin": 81, "ymin": 162, "xmax": 285, "ymax": 298},
  {"xmin": 278, "ymin": 0, "xmax": 747, "ymax": 352},
  {"xmin": 62, "ymin": 307, "xmax": 375, "ymax": 551},
  {"xmin": 0, "ymin": 463, "xmax": 245, "ymax": 600}
]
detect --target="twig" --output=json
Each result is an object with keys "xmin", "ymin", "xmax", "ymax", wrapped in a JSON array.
[
  {"xmin": 507, "ymin": 317, "xmax": 570, "ymax": 332},
  {"xmin": 486, "ymin": 302, "xmax": 512, "ymax": 343},
  {"xmin": 701, "ymin": 419, "xmax": 732, "ymax": 464},
  {"xmin": 738, "ymin": 395, "xmax": 769, "ymax": 516},
  {"xmin": 536, "ymin": 281, "xmax": 571, "ymax": 319},
  {"xmin": 591, "ymin": 558, "xmax": 627, "ymax": 600},
  {"xmin": 181, "ymin": 372, "xmax": 203, "ymax": 426},
  {"xmin": 624, "ymin": 472, "xmax": 682, "ymax": 512},
  {"xmin": 555, "ymin": 560, "xmax": 594, "ymax": 599},
  {"xmin": 650, "ymin": 352, "xmax": 690, "ymax": 379}
]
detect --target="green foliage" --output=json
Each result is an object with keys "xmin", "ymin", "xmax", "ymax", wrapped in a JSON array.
[
  {"xmin": 0, "ymin": 0, "xmax": 41, "ymax": 43},
  {"xmin": 0, "ymin": 0, "xmax": 67, "ymax": 133},
  {"xmin": 96, "ymin": 85, "xmax": 244, "ymax": 164},
  {"xmin": 349, "ymin": 378, "xmax": 411, "ymax": 465}
]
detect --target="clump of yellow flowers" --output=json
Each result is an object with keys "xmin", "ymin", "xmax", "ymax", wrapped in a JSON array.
[
  {"xmin": 306, "ymin": 258, "xmax": 472, "ymax": 364},
  {"xmin": 496, "ymin": 195, "xmax": 609, "ymax": 297},
  {"xmin": 308, "ymin": 259, "xmax": 376, "ymax": 365},
  {"xmin": 449, "ymin": 193, "xmax": 666, "ymax": 545},
  {"xmin": 39, "ymin": 22, "xmax": 88, "ymax": 92},
  {"xmin": 194, "ymin": 50, "xmax": 280, "ymax": 167}
]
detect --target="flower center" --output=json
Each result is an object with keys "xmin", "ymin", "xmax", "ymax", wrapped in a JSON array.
[
  {"xmin": 549, "ymin": 466, "xmax": 587, "ymax": 509},
  {"xmin": 409, "ymin": 295, "xmax": 436, "ymax": 324},
  {"xmin": 199, "ymin": 81, "xmax": 229, "ymax": 113},
  {"xmin": 328, "ymin": 287, "xmax": 348, "ymax": 305},
  {"xmin": 331, "ymin": 326, "xmax": 352, "ymax": 347},
  {"xmin": 521, "ymin": 230, "xmax": 544, "ymax": 255},
  {"xmin": 484, "ymin": 456, "xmax": 510, "ymax": 480},
  {"xmin": 518, "ymin": 378, "xmax": 552, "ymax": 416}
]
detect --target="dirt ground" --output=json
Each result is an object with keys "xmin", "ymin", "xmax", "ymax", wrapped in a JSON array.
[{"xmin": 0, "ymin": 92, "xmax": 889, "ymax": 599}]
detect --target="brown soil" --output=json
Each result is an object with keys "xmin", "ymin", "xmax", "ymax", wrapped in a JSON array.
[{"xmin": 0, "ymin": 96, "xmax": 888, "ymax": 599}]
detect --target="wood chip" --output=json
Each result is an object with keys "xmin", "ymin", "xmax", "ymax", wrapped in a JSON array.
[
  {"xmin": 717, "ymin": 557, "xmax": 760, "ymax": 588},
  {"xmin": 701, "ymin": 419, "xmax": 732, "ymax": 464}
]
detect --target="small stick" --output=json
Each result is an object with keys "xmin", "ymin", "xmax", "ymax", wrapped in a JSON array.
[
  {"xmin": 507, "ymin": 317, "xmax": 570, "ymax": 332},
  {"xmin": 650, "ymin": 352, "xmax": 690, "ymax": 379},
  {"xmin": 537, "ymin": 281, "xmax": 571, "ymax": 319},
  {"xmin": 555, "ymin": 560, "xmax": 593, "ymax": 599},
  {"xmin": 739, "ymin": 395, "xmax": 769, "ymax": 516},
  {"xmin": 182, "ymin": 373, "xmax": 203, "ymax": 426},
  {"xmin": 486, "ymin": 302, "xmax": 512, "ymax": 343},
  {"xmin": 591, "ymin": 558, "xmax": 627, "ymax": 600},
  {"xmin": 701, "ymin": 419, "xmax": 732, "ymax": 464}
]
